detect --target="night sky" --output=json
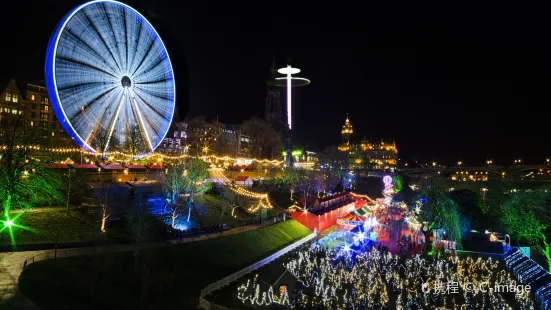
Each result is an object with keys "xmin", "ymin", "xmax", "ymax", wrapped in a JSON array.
[{"xmin": 2, "ymin": 1, "xmax": 550, "ymax": 165}]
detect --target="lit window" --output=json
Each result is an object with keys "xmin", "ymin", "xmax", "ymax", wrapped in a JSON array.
[
  {"xmin": 12, "ymin": 109, "xmax": 17, "ymax": 114},
  {"xmin": 30, "ymin": 121, "xmax": 34, "ymax": 127},
  {"xmin": 5, "ymin": 93, "xmax": 12, "ymax": 102},
  {"xmin": 41, "ymin": 113, "xmax": 48, "ymax": 120},
  {"xmin": 12, "ymin": 94, "xmax": 18, "ymax": 103},
  {"xmin": 18, "ymin": 110, "xmax": 23, "ymax": 115},
  {"xmin": 31, "ymin": 94, "xmax": 35, "ymax": 100},
  {"xmin": 51, "ymin": 132, "xmax": 55, "ymax": 137},
  {"xmin": 41, "ymin": 105, "xmax": 49, "ymax": 112}
]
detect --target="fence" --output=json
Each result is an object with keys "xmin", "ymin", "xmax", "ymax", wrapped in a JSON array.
[
  {"xmin": 22, "ymin": 247, "xmax": 98, "ymax": 270},
  {"xmin": 198, "ymin": 230, "xmax": 318, "ymax": 310}
]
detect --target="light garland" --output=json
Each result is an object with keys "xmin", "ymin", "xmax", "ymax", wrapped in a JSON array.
[
  {"xmin": 209, "ymin": 167, "xmax": 273, "ymax": 212},
  {"xmin": 0, "ymin": 146, "xmax": 283, "ymax": 166}
]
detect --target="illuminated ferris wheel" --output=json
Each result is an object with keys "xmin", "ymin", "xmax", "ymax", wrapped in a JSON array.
[{"xmin": 45, "ymin": 0, "xmax": 175, "ymax": 154}]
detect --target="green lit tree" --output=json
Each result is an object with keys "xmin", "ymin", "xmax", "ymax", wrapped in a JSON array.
[
  {"xmin": 418, "ymin": 177, "xmax": 463, "ymax": 252},
  {"xmin": 163, "ymin": 160, "xmax": 186, "ymax": 228},
  {"xmin": 502, "ymin": 187, "xmax": 551, "ymax": 272},
  {"xmin": 182, "ymin": 158, "xmax": 211, "ymax": 222},
  {"xmin": 393, "ymin": 175, "xmax": 403, "ymax": 193},
  {"xmin": 0, "ymin": 118, "xmax": 62, "ymax": 221}
]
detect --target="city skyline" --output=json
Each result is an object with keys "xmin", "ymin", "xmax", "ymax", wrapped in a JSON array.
[{"xmin": 2, "ymin": 0, "xmax": 551, "ymax": 164}]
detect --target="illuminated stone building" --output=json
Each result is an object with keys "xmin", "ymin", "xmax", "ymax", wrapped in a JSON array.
[
  {"xmin": 158, "ymin": 120, "xmax": 252, "ymax": 158},
  {"xmin": 337, "ymin": 115, "xmax": 398, "ymax": 170},
  {"xmin": 0, "ymin": 78, "xmax": 71, "ymax": 147}
]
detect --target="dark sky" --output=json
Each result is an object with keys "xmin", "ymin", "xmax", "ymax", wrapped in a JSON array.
[{"xmin": 3, "ymin": 1, "xmax": 551, "ymax": 165}]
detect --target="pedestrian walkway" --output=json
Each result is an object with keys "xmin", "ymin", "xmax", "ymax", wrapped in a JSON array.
[{"xmin": 0, "ymin": 224, "xmax": 261, "ymax": 309}]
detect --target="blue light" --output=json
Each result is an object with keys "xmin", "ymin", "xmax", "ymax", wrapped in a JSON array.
[{"xmin": 45, "ymin": 0, "xmax": 175, "ymax": 153}]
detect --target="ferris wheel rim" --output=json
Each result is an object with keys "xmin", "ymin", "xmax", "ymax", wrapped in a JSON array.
[{"xmin": 45, "ymin": 0, "xmax": 176, "ymax": 154}]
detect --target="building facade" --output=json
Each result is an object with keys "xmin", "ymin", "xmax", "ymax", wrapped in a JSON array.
[
  {"xmin": 1, "ymin": 78, "xmax": 72, "ymax": 147},
  {"xmin": 337, "ymin": 115, "xmax": 398, "ymax": 170},
  {"xmin": 158, "ymin": 120, "xmax": 252, "ymax": 158}
]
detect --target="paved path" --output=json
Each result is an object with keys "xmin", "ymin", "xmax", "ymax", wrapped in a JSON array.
[{"xmin": 0, "ymin": 224, "xmax": 262, "ymax": 309}]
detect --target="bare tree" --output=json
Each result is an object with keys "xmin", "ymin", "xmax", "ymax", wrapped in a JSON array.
[
  {"xmin": 94, "ymin": 180, "xmax": 114, "ymax": 233},
  {"xmin": 91, "ymin": 126, "xmax": 120, "ymax": 161},
  {"xmin": 241, "ymin": 117, "xmax": 282, "ymax": 159},
  {"xmin": 124, "ymin": 124, "xmax": 147, "ymax": 158},
  {"xmin": 58, "ymin": 167, "xmax": 84, "ymax": 215},
  {"xmin": 127, "ymin": 199, "xmax": 153, "ymax": 272}
]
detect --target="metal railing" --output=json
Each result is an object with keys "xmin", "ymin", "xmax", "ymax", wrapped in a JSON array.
[
  {"xmin": 22, "ymin": 247, "xmax": 98, "ymax": 270},
  {"xmin": 198, "ymin": 230, "xmax": 317, "ymax": 310}
]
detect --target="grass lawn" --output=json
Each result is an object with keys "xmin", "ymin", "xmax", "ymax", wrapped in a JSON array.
[
  {"xmin": 0, "ymin": 209, "xmax": 166, "ymax": 248},
  {"xmin": 0, "ymin": 210, "xmax": 101, "ymax": 247},
  {"xmin": 19, "ymin": 220, "xmax": 312, "ymax": 309}
]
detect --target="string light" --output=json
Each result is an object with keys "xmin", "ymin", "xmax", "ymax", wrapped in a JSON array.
[
  {"xmin": 0, "ymin": 145, "xmax": 284, "ymax": 166},
  {"xmin": 237, "ymin": 246, "xmax": 535, "ymax": 309}
]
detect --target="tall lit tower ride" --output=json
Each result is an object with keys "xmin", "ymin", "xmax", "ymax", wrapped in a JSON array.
[{"xmin": 274, "ymin": 63, "xmax": 310, "ymax": 165}]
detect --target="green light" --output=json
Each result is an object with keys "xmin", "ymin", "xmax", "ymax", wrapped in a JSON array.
[
  {"xmin": 291, "ymin": 150, "xmax": 302, "ymax": 156},
  {"xmin": 4, "ymin": 219, "xmax": 13, "ymax": 227},
  {"xmin": 282, "ymin": 151, "xmax": 287, "ymax": 156}
]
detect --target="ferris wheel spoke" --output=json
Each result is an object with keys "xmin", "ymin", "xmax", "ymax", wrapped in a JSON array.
[
  {"xmin": 81, "ymin": 8, "xmax": 123, "ymax": 76},
  {"xmin": 65, "ymin": 85, "xmax": 119, "ymax": 121},
  {"xmin": 128, "ymin": 21, "xmax": 143, "ymax": 78},
  {"xmin": 130, "ymin": 37, "xmax": 157, "ymax": 78},
  {"xmin": 128, "ymin": 88, "xmax": 154, "ymax": 151},
  {"xmin": 57, "ymin": 81, "xmax": 115, "ymax": 92},
  {"xmin": 71, "ymin": 87, "xmax": 121, "ymax": 140},
  {"xmin": 123, "ymin": 8, "xmax": 129, "ymax": 74},
  {"xmin": 103, "ymin": 2, "xmax": 127, "ymax": 74},
  {"xmin": 104, "ymin": 89, "xmax": 126, "ymax": 152},
  {"xmin": 59, "ymin": 27, "xmax": 121, "ymax": 76},
  {"xmin": 56, "ymin": 56, "xmax": 119, "ymax": 80},
  {"xmin": 131, "ymin": 86, "xmax": 169, "ymax": 119}
]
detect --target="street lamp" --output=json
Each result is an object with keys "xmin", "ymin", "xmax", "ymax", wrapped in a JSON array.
[
  {"xmin": 486, "ymin": 160, "xmax": 493, "ymax": 166},
  {"xmin": 514, "ymin": 159, "xmax": 522, "ymax": 165},
  {"xmin": 432, "ymin": 161, "xmax": 437, "ymax": 167},
  {"xmin": 457, "ymin": 161, "xmax": 462, "ymax": 167}
]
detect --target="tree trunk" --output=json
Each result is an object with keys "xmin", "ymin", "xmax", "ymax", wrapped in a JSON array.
[
  {"xmin": 171, "ymin": 209, "xmax": 177, "ymax": 228},
  {"xmin": 543, "ymin": 240, "xmax": 551, "ymax": 273},
  {"xmin": 66, "ymin": 188, "xmax": 71, "ymax": 215},
  {"xmin": 187, "ymin": 198, "xmax": 193, "ymax": 222}
]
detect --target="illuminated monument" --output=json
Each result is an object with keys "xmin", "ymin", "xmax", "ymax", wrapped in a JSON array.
[
  {"xmin": 45, "ymin": 0, "xmax": 175, "ymax": 154},
  {"xmin": 338, "ymin": 115, "xmax": 398, "ymax": 170},
  {"xmin": 273, "ymin": 63, "xmax": 310, "ymax": 164}
]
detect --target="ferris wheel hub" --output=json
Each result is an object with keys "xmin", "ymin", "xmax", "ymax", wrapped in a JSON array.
[{"xmin": 121, "ymin": 76, "xmax": 131, "ymax": 88}]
